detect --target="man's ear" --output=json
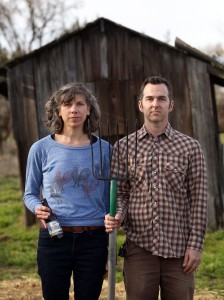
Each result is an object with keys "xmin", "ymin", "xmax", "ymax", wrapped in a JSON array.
[
  {"xmin": 169, "ymin": 100, "xmax": 174, "ymax": 112},
  {"xmin": 138, "ymin": 100, "xmax": 143, "ymax": 112}
]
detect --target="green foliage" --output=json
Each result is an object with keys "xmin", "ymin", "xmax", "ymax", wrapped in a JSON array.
[
  {"xmin": 0, "ymin": 176, "xmax": 39, "ymax": 280},
  {"xmin": 0, "ymin": 176, "xmax": 22, "ymax": 203},
  {"xmin": 116, "ymin": 228, "xmax": 126, "ymax": 282},
  {"xmin": 0, "ymin": 175, "xmax": 224, "ymax": 297},
  {"xmin": 195, "ymin": 230, "xmax": 224, "ymax": 294}
]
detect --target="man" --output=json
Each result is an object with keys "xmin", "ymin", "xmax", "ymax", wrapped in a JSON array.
[{"xmin": 105, "ymin": 76, "xmax": 208, "ymax": 300}]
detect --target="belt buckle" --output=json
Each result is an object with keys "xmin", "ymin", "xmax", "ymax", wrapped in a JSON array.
[{"xmin": 73, "ymin": 227, "xmax": 84, "ymax": 233}]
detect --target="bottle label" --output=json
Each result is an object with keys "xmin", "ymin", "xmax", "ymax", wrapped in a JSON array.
[{"xmin": 47, "ymin": 221, "xmax": 63, "ymax": 237}]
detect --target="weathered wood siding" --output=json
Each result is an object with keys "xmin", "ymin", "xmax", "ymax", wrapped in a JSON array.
[{"xmin": 6, "ymin": 18, "xmax": 224, "ymax": 229}]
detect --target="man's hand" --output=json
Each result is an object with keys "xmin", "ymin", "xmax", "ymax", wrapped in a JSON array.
[
  {"xmin": 183, "ymin": 248, "xmax": 202, "ymax": 274},
  {"xmin": 104, "ymin": 212, "xmax": 123, "ymax": 233}
]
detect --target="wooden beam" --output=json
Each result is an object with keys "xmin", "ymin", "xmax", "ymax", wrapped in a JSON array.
[{"xmin": 175, "ymin": 37, "xmax": 224, "ymax": 70}]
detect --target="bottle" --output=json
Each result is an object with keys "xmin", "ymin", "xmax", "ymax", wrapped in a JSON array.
[{"xmin": 41, "ymin": 198, "xmax": 63, "ymax": 241}]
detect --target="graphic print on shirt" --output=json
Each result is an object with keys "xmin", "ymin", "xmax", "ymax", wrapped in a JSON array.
[
  {"xmin": 50, "ymin": 164, "xmax": 100, "ymax": 203},
  {"xmin": 50, "ymin": 170, "xmax": 71, "ymax": 203}
]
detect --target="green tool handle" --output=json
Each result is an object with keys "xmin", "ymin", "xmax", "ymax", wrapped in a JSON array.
[{"xmin": 110, "ymin": 179, "xmax": 117, "ymax": 217}]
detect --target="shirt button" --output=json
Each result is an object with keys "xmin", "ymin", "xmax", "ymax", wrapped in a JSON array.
[{"xmin": 152, "ymin": 212, "xmax": 158, "ymax": 217}]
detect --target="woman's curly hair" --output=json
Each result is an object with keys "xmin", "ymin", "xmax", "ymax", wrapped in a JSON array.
[{"xmin": 44, "ymin": 82, "xmax": 100, "ymax": 134}]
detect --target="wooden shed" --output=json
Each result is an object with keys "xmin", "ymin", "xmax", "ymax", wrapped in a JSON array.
[{"xmin": 2, "ymin": 17, "xmax": 224, "ymax": 229}]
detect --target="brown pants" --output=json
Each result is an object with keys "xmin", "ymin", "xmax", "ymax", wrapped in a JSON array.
[{"xmin": 123, "ymin": 241, "xmax": 194, "ymax": 300}]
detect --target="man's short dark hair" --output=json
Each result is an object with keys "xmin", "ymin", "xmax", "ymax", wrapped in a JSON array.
[{"xmin": 139, "ymin": 76, "xmax": 172, "ymax": 100}]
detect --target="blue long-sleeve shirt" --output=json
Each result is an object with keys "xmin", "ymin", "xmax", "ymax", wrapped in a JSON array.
[{"xmin": 23, "ymin": 135, "xmax": 111, "ymax": 226}]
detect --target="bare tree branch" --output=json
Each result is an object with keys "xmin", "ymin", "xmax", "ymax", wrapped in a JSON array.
[{"xmin": 0, "ymin": 0, "xmax": 83, "ymax": 58}]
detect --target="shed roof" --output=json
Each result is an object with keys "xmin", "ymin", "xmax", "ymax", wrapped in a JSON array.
[{"xmin": 3, "ymin": 17, "xmax": 224, "ymax": 71}]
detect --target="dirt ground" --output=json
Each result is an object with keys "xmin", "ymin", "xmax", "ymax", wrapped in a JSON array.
[{"xmin": 0, "ymin": 277, "xmax": 224, "ymax": 300}]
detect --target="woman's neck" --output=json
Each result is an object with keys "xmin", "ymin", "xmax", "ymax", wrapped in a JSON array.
[{"xmin": 54, "ymin": 130, "xmax": 90, "ymax": 147}]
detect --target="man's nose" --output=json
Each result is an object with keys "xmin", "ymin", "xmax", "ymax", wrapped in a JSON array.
[{"xmin": 152, "ymin": 98, "xmax": 159, "ymax": 106}]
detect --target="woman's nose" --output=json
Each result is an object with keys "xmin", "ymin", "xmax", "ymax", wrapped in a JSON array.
[{"xmin": 70, "ymin": 104, "xmax": 77, "ymax": 112}]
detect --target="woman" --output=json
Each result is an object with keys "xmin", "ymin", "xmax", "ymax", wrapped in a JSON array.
[{"xmin": 23, "ymin": 82, "xmax": 110, "ymax": 300}]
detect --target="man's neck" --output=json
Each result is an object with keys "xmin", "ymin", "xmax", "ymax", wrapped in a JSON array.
[{"xmin": 144, "ymin": 121, "xmax": 168, "ymax": 137}]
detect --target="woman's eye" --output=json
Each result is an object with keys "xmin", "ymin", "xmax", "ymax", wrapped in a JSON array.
[
  {"xmin": 77, "ymin": 102, "xmax": 85, "ymax": 106},
  {"xmin": 62, "ymin": 102, "xmax": 71, "ymax": 107}
]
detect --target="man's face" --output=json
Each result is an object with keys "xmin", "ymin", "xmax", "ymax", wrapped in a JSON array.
[{"xmin": 138, "ymin": 83, "xmax": 174, "ymax": 125}]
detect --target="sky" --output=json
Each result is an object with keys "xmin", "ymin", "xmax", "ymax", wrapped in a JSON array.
[{"xmin": 75, "ymin": 0, "xmax": 224, "ymax": 51}]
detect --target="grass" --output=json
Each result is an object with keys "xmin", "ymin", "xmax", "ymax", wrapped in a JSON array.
[
  {"xmin": 0, "ymin": 175, "xmax": 224, "ymax": 296},
  {"xmin": 0, "ymin": 175, "xmax": 39, "ymax": 280},
  {"xmin": 196, "ymin": 229, "xmax": 224, "ymax": 293}
]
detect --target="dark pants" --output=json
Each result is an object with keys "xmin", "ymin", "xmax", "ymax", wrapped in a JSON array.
[
  {"xmin": 37, "ymin": 228, "xmax": 108, "ymax": 300},
  {"xmin": 123, "ymin": 241, "xmax": 194, "ymax": 300}
]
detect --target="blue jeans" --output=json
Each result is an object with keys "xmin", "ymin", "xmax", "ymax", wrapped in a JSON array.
[{"xmin": 37, "ymin": 228, "xmax": 108, "ymax": 300}]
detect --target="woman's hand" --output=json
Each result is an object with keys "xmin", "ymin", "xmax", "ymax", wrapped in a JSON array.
[
  {"xmin": 35, "ymin": 205, "xmax": 51, "ymax": 228},
  {"xmin": 104, "ymin": 212, "xmax": 123, "ymax": 233}
]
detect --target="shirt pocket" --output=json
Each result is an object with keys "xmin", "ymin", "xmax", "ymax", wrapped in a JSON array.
[{"xmin": 165, "ymin": 162, "xmax": 187, "ymax": 191}]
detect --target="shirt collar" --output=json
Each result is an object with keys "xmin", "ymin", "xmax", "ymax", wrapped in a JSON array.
[{"xmin": 138, "ymin": 123, "xmax": 174, "ymax": 141}]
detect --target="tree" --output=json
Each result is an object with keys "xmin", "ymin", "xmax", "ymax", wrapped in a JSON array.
[
  {"xmin": 204, "ymin": 43, "xmax": 224, "ymax": 64},
  {"xmin": 0, "ymin": 45, "xmax": 9, "ymax": 66},
  {"xmin": 0, "ymin": 0, "xmax": 83, "ymax": 60},
  {"xmin": 0, "ymin": 95, "xmax": 10, "ymax": 154}
]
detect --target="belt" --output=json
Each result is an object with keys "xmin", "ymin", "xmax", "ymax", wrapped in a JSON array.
[{"xmin": 61, "ymin": 226, "xmax": 105, "ymax": 233}]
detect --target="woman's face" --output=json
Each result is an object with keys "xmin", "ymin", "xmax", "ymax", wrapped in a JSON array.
[{"xmin": 59, "ymin": 94, "xmax": 90, "ymax": 131}]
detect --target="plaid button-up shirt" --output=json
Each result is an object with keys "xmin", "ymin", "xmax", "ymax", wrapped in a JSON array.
[{"xmin": 112, "ymin": 123, "xmax": 208, "ymax": 258}]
